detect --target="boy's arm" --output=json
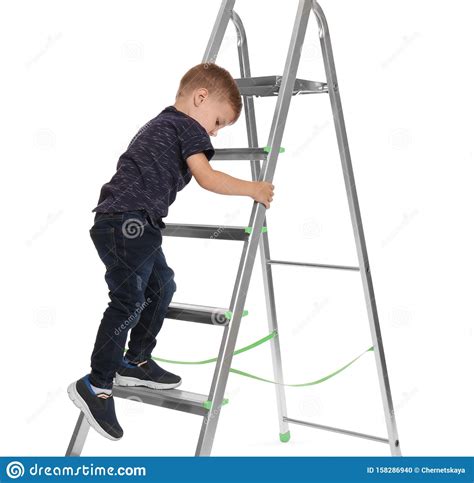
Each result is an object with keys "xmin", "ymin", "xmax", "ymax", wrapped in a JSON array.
[{"xmin": 186, "ymin": 152, "xmax": 275, "ymax": 209}]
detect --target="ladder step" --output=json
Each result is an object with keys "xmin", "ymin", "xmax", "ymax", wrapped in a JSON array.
[
  {"xmin": 235, "ymin": 75, "xmax": 328, "ymax": 97},
  {"xmin": 166, "ymin": 302, "xmax": 248, "ymax": 326},
  {"xmin": 213, "ymin": 147, "xmax": 284, "ymax": 161},
  {"xmin": 112, "ymin": 385, "xmax": 228, "ymax": 417},
  {"xmin": 162, "ymin": 223, "xmax": 249, "ymax": 240}
]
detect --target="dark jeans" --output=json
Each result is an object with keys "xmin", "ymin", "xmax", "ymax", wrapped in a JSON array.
[{"xmin": 88, "ymin": 209, "xmax": 176, "ymax": 389}]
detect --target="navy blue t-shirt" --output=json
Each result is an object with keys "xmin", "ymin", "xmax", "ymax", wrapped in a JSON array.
[{"xmin": 92, "ymin": 105, "xmax": 215, "ymax": 228}]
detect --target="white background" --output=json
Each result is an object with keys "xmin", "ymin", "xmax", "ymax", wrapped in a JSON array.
[{"xmin": 1, "ymin": 0, "xmax": 473, "ymax": 457}]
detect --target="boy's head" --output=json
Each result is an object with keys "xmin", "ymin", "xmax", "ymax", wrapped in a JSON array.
[{"xmin": 174, "ymin": 62, "xmax": 242, "ymax": 137}]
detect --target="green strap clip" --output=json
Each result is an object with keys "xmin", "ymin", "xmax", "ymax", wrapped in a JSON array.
[
  {"xmin": 245, "ymin": 226, "xmax": 268, "ymax": 234},
  {"xmin": 203, "ymin": 398, "xmax": 229, "ymax": 410},
  {"xmin": 263, "ymin": 146, "xmax": 285, "ymax": 154},
  {"xmin": 224, "ymin": 309, "xmax": 249, "ymax": 320}
]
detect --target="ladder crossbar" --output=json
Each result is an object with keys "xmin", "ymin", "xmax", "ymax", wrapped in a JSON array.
[
  {"xmin": 284, "ymin": 417, "xmax": 390, "ymax": 445},
  {"xmin": 268, "ymin": 259, "xmax": 360, "ymax": 271}
]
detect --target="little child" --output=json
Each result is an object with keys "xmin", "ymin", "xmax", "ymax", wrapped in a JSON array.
[{"xmin": 68, "ymin": 62, "xmax": 275, "ymax": 441}]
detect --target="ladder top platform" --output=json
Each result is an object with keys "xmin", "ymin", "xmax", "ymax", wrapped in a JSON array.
[{"xmin": 235, "ymin": 75, "xmax": 328, "ymax": 97}]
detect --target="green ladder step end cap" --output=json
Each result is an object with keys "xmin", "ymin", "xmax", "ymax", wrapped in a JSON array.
[
  {"xmin": 263, "ymin": 146, "xmax": 285, "ymax": 153},
  {"xmin": 245, "ymin": 226, "xmax": 268, "ymax": 234},
  {"xmin": 224, "ymin": 309, "xmax": 249, "ymax": 320},
  {"xmin": 203, "ymin": 398, "xmax": 229, "ymax": 410},
  {"xmin": 279, "ymin": 431, "xmax": 291, "ymax": 443}
]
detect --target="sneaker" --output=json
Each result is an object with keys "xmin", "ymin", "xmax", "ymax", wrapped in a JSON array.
[
  {"xmin": 114, "ymin": 357, "xmax": 182, "ymax": 390},
  {"xmin": 67, "ymin": 375, "xmax": 123, "ymax": 441}
]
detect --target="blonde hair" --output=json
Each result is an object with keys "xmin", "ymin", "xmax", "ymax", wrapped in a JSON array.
[{"xmin": 175, "ymin": 62, "xmax": 242, "ymax": 124}]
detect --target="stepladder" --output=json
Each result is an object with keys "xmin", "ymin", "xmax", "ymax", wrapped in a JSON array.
[{"xmin": 66, "ymin": 0, "xmax": 402, "ymax": 457}]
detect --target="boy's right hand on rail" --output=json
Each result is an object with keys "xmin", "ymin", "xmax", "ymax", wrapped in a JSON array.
[{"xmin": 251, "ymin": 181, "xmax": 275, "ymax": 209}]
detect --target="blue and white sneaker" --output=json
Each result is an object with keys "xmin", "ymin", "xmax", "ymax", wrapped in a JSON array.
[
  {"xmin": 114, "ymin": 357, "xmax": 182, "ymax": 390},
  {"xmin": 67, "ymin": 375, "xmax": 123, "ymax": 441}
]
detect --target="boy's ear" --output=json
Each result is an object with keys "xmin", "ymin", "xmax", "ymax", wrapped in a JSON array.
[{"xmin": 196, "ymin": 88, "xmax": 209, "ymax": 105}]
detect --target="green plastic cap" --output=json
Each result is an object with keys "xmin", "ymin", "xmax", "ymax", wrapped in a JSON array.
[{"xmin": 279, "ymin": 431, "xmax": 291, "ymax": 443}]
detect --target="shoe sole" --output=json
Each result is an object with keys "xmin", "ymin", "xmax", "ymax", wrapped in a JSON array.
[
  {"xmin": 67, "ymin": 381, "xmax": 122, "ymax": 442},
  {"xmin": 114, "ymin": 373, "xmax": 182, "ymax": 390}
]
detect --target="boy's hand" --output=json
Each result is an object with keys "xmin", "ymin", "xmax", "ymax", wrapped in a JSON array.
[{"xmin": 251, "ymin": 181, "xmax": 275, "ymax": 209}]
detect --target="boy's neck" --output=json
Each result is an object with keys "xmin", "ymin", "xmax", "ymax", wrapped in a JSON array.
[{"xmin": 172, "ymin": 102, "xmax": 189, "ymax": 117}]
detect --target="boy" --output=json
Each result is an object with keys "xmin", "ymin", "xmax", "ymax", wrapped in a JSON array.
[{"xmin": 67, "ymin": 63, "xmax": 275, "ymax": 441}]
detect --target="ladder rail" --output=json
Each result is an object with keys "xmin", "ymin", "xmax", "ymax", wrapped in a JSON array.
[
  {"xmin": 202, "ymin": 0, "xmax": 236, "ymax": 64},
  {"xmin": 195, "ymin": 0, "xmax": 310, "ymax": 456},
  {"xmin": 198, "ymin": 5, "xmax": 257, "ymax": 409},
  {"xmin": 65, "ymin": 412, "xmax": 90, "ymax": 457},
  {"xmin": 311, "ymin": 0, "xmax": 401, "ymax": 455},
  {"xmin": 231, "ymin": 8, "xmax": 291, "ymax": 442}
]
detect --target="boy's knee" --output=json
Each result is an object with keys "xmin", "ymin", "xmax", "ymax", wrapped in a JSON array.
[{"xmin": 166, "ymin": 275, "xmax": 177, "ymax": 296}]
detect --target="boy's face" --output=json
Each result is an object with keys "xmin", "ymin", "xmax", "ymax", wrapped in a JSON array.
[{"xmin": 187, "ymin": 88, "xmax": 236, "ymax": 137}]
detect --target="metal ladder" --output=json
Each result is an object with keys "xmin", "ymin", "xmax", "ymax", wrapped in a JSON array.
[{"xmin": 66, "ymin": 0, "xmax": 401, "ymax": 457}]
